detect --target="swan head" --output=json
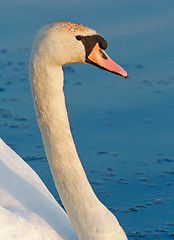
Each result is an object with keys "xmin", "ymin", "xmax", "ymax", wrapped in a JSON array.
[{"xmin": 31, "ymin": 20, "xmax": 127, "ymax": 78}]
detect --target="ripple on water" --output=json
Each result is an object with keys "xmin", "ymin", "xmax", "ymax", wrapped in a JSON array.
[{"xmin": 89, "ymin": 179, "xmax": 103, "ymax": 185}]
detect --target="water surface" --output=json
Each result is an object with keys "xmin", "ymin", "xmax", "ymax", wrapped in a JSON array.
[{"xmin": 0, "ymin": 0, "xmax": 174, "ymax": 239}]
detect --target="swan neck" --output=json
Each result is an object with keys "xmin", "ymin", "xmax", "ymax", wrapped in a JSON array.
[{"xmin": 29, "ymin": 59, "xmax": 125, "ymax": 240}]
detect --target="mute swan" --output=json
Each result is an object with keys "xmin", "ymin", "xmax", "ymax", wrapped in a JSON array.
[{"xmin": 0, "ymin": 21, "xmax": 128, "ymax": 240}]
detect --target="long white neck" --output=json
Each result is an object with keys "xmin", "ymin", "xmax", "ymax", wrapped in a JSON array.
[{"xmin": 29, "ymin": 57, "xmax": 125, "ymax": 240}]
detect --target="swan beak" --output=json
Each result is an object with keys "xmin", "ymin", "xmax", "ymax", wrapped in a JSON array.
[{"xmin": 86, "ymin": 43, "xmax": 128, "ymax": 78}]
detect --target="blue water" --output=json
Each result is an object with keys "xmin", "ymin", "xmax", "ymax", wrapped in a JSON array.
[{"xmin": 0, "ymin": 0, "xmax": 174, "ymax": 239}]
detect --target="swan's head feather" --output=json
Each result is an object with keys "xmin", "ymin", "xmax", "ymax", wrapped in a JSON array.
[
  {"xmin": 31, "ymin": 20, "xmax": 100, "ymax": 66},
  {"xmin": 31, "ymin": 20, "xmax": 127, "ymax": 78}
]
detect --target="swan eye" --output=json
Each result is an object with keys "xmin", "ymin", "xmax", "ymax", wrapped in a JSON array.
[{"xmin": 76, "ymin": 35, "xmax": 83, "ymax": 41}]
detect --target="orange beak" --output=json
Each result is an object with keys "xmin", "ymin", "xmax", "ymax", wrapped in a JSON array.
[{"xmin": 86, "ymin": 43, "xmax": 128, "ymax": 78}]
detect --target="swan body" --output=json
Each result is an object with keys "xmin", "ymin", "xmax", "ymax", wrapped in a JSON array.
[
  {"xmin": 0, "ymin": 138, "xmax": 76, "ymax": 240},
  {"xmin": 0, "ymin": 21, "xmax": 128, "ymax": 240}
]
